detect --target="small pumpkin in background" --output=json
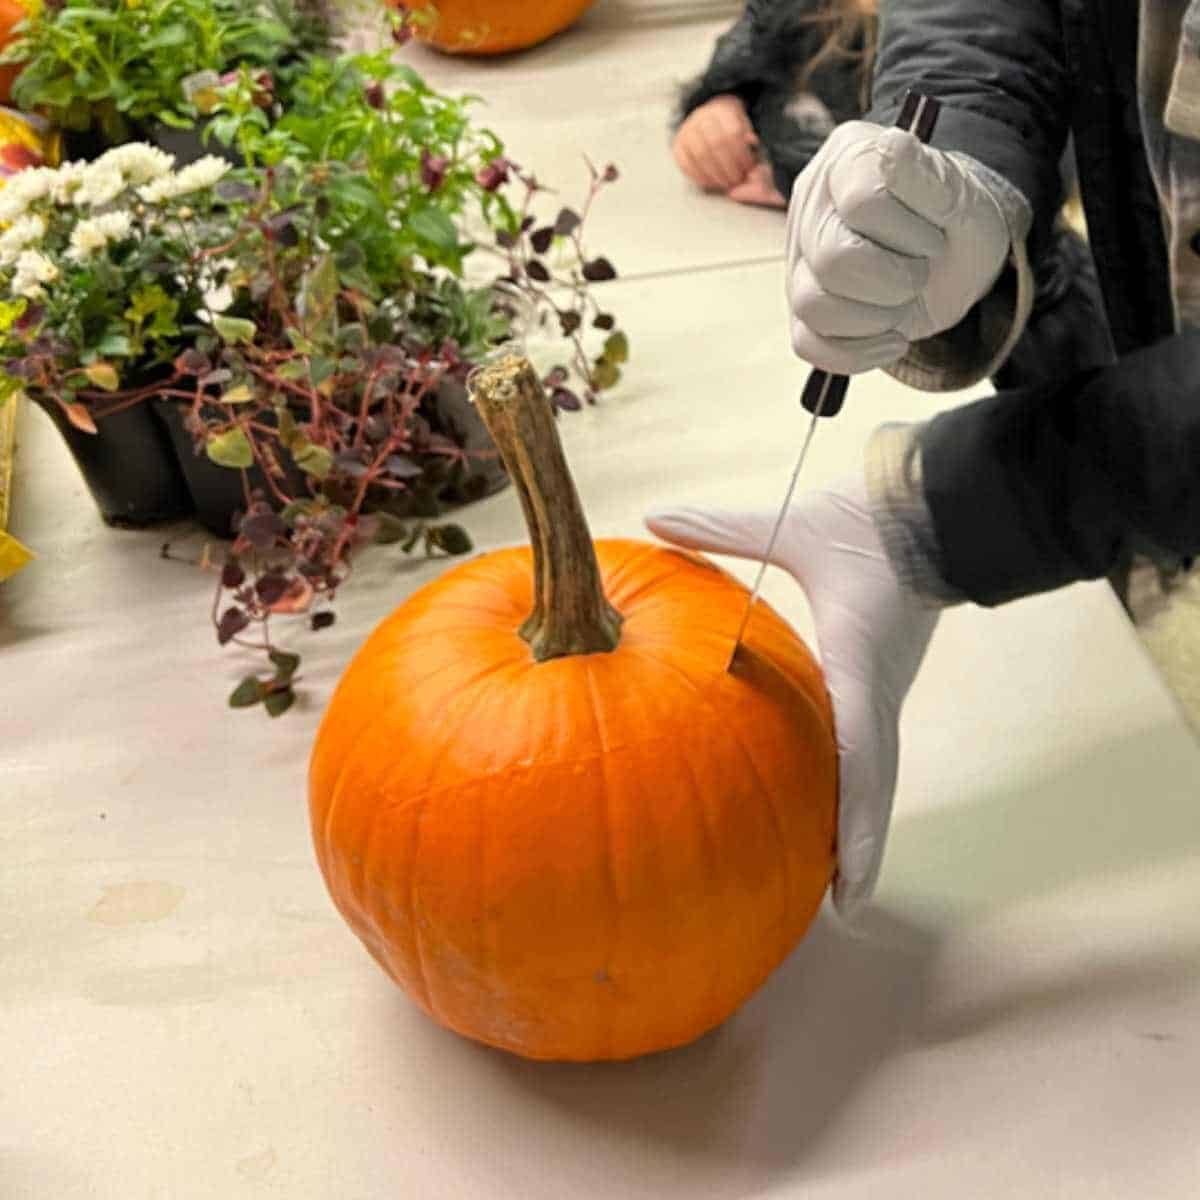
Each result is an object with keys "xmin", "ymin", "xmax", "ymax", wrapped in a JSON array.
[
  {"xmin": 398, "ymin": 0, "xmax": 596, "ymax": 56},
  {"xmin": 309, "ymin": 356, "xmax": 837, "ymax": 1062}
]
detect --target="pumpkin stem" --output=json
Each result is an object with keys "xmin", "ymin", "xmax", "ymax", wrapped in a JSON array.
[{"xmin": 471, "ymin": 355, "xmax": 622, "ymax": 661}]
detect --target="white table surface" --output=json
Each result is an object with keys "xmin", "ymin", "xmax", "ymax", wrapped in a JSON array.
[{"xmin": 6, "ymin": 10, "xmax": 1200, "ymax": 1198}]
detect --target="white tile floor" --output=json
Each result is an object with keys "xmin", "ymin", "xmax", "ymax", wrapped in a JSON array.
[{"xmin": 5, "ymin": 8, "xmax": 1200, "ymax": 1198}]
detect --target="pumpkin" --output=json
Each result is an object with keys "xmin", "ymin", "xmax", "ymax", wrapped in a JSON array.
[
  {"xmin": 309, "ymin": 356, "xmax": 837, "ymax": 1062},
  {"xmin": 0, "ymin": 0, "xmax": 30, "ymax": 106},
  {"xmin": 400, "ymin": 0, "xmax": 596, "ymax": 56}
]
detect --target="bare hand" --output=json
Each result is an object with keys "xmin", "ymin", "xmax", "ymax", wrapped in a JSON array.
[
  {"xmin": 727, "ymin": 161, "xmax": 787, "ymax": 209},
  {"xmin": 673, "ymin": 94, "xmax": 758, "ymax": 193}
]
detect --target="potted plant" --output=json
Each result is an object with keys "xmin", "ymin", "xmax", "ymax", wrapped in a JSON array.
[
  {"xmin": 0, "ymin": 46, "xmax": 627, "ymax": 711},
  {"xmin": 1, "ymin": 0, "xmax": 337, "ymax": 160}
]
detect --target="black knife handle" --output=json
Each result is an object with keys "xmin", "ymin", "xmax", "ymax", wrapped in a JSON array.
[{"xmin": 800, "ymin": 91, "xmax": 943, "ymax": 417}]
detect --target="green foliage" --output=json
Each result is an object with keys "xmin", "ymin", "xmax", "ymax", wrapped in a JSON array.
[{"xmin": 5, "ymin": 0, "xmax": 331, "ymax": 142}]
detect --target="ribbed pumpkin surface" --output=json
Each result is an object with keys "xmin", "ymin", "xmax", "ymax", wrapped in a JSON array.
[{"xmin": 310, "ymin": 538, "xmax": 837, "ymax": 1061}]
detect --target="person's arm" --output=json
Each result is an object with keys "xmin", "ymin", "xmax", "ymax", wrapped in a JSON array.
[
  {"xmin": 675, "ymin": 0, "xmax": 814, "ymax": 128},
  {"xmin": 864, "ymin": 0, "xmax": 1073, "ymax": 391}
]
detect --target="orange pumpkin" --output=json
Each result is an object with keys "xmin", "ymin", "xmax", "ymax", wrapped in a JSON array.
[
  {"xmin": 309, "ymin": 356, "xmax": 837, "ymax": 1061},
  {"xmin": 0, "ymin": 0, "xmax": 29, "ymax": 106},
  {"xmin": 401, "ymin": 0, "xmax": 596, "ymax": 55}
]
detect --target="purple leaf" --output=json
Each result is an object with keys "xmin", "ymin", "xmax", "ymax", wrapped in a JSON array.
[
  {"xmin": 525, "ymin": 259, "xmax": 551, "ymax": 283},
  {"xmin": 582, "ymin": 257, "xmax": 617, "ymax": 282},
  {"xmin": 255, "ymin": 573, "xmax": 290, "ymax": 605},
  {"xmin": 311, "ymin": 611, "xmax": 336, "ymax": 631},
  {"xmin": 496, "ymin": 229, "xmax": 517, "ymax": 249},
  {"xmin": 558, "ymin": 310, "xmax": 581, "ymax": 336},
  {"xmin": 602, "ymin": 163, "xmax": 620, "ymax": 182},
  {"xmin": 240, "ymin": 511, "xmax": 285, "ymax": 550},
  {"xmin": 333, "ymin": 450, "xmax": 370, "ymax": 478},
  {"xmin": 552, "ymin": 387, "xmax": 582, "ymax": 412},
  {"xmin": 221, "ymin": 559, "xmax": 245, "ymax": 589},
  {"xmin": 593, "ymin": 312, "xmax": 615, "ymax": 330},
  {"xmin": 176, "ymin": 348, "xmax": 211, "ymax": 376},
  {"xmin": 554, "ymin": 207, "xmax": 581, "ymax": 236},
  {"xmin": 530, "ymin": 226, "xmax": 554, "ymax": 254},
  {"xmin": 217, "ymin": 606, "xmax": 250, "ymax": 645},
  {"xmin": 362, "ymin": 415, "xmax": 388, "ymax": 443},
  {"xmin": 384, "ymin": 453, "xmax": 424, "ymax": 479}
]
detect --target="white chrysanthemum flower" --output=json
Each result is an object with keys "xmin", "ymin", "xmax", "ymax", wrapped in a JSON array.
[
  {"xmin": 66, "ymin": 210, "xmax": 136, "ymax": 261},
  {"xmin": 0, "ymin": 214, "xmax": 46, "ymax": 266},
  {"xmin": 12, "ymin": 248, "xmax": 59, "ymax": 300},
  {"xmin": 96, "ymin": 142, "xmax": 175, "ymax": 186},
  {"xmin": 48, "ymin": 161, "xmax": 88, "ymax": 206},
  {"xmin": 0, "ymin": 167, "xmax": 56, "ymax": 221},
  {"xmin": 175, "ymin": 155, "xmax": 230, "ymax": 193},
  {"xmin": 140, "ymin": 154, "xmax": 230, "ymax": 203},
  {"xmin": 137, "ymin": 176, "xmax": 178, "ymax": 204},
  {"xmin": 75, "ymin": 164, "xmax": 125, "ymax": 208}
]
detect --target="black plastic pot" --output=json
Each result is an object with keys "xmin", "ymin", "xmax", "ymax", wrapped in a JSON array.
[
  {"xmin": 433, "ymin": 378, "xmax": 510, "ymax": 504},
  {"xmin": 155, "ymin": 400, "xmax": 301, "ymax": 539},
  {"xmin": 37, "ymin": 398, "xmax": 193, "ymax": 528},
  {"xmin": 155, "ymin": 378, "xmax": 510, "ymax": 540},
  {"xmin": 144, "ymin": 120, "xmax": 241, "ymax": 169},
  {"xmin": 60, "ymin": 120, "xmax": 241, "ymax": 167}
]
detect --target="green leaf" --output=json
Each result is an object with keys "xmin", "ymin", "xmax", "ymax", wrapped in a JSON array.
[
  {"xmin": 219, "ymin": 384, "xmax": 255, "ymax": 405},
  {"xmin": 126, "ymin": 284, "xmax": 174, "ymax": 326},
  {"xmin": 297, "ymin": 253, "xmax": 339, "ymax": 335},
  {"xmin": 602, "ymin": 331, "xmax": 629, "ymax": 365},
  {"xmin": 96, "ymin": 333, "xmax": 132, "ymax": 357},
  {"xmin": 373, "ymin": 511, "xmax": 409, "ymax": 545},
  {"xmin": 591, "ymin": 359, "xmax": 621, "ymax": 391},
  {"xmin": 145, "ymin": 24, "xmax": 189, "ymax": 49},
  {"xmin": 263, "ymin": 687, "xmax": 296, "ymax": 718},
  {"xmin": 0, "ymin": 297, "xmax": 28, "ymax": 334},
  {"xmin": 308, "ymin": 356, "xmax": 336, "ymax": 387},
  {"xmin": 268, "ymin": 649, "xmax": 301, "ymax": 683},
  {"xmin": 213, "ymin": 315, "xmax": 257, "ymax": 345},
  {"xmin": 275, "ymin": 405, "xmax": 301, "ymax": 450},
  {"xmin": 275, "ymin": 360, "xmax": 308, "ymax": 382},
  {"xmin": 408, "ymin": 207, "xmax": 459, "ymax": 255},
  {"xmin": 154, "ymin": 108, "xmax": 195, "ymax": 129},
  {"xmin": 292, "ymin": 441, "xmax": 332, "ymax": 479},
  {"xmin": 229, "ymin": 675, "xmax": 264, "ymax": 709},
  {"xmin": 428, "ymin": 523, "xmax": 473, "ymax": 556},
  {"xmin": 83, "ymin": 362, "xmax": 120, "ymax": 392},
  {"xmin": 205, "ymin": 427, "xmax": 254, "ymax": 469}
]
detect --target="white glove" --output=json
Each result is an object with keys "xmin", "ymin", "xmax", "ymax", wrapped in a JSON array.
[
  {"xmin": 786, "ymin": 121, "xmax": 1011, "ymax": 375},
  {"xmin": 646, "ymin": 472, "xmax": 939, "ymax": 919}
]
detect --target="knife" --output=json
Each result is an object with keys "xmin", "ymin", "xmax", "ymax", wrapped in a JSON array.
[{"xmin": 727, "ymin": 91, "xmax": 942, "ymax": 672}]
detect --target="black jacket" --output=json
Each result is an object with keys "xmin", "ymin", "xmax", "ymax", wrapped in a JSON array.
[
  {"xmin": 865, "ymin": 0, "xmax": 1200, "ymax": 604},
  {"xmin": 865, "ymin": 0, "xmax": 1175, "ymax": 358}
]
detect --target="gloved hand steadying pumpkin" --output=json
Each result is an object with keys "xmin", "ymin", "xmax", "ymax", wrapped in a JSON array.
[
  {"xmin": 785, "ymin": 120, "xmax": 1012, "ymax": 375},
  {"xmin": 647, "ymin": 471, "xmax": 939, "ymax": 919}
]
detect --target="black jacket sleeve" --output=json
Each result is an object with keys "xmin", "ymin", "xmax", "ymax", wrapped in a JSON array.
[
  {"xmin": 676, "ymin": 0, "xmax": 817, "ymax": 126},
  {"xmin": 920, "ymin": 333, "xmax": 1200, "ymax": 606},
  {"xmin": 865, "ymin": 0, "xmax": 1071, "ymax": 247}
]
